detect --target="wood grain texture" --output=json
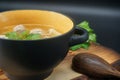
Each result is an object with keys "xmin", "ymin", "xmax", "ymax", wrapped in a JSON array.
[
  {"xmin": 69, "ymin": 43, "xmax": 120, "ymax": 63},
  {"xmin": 0, "ymin": 43, "xmax": 120, "ymax": 80}
]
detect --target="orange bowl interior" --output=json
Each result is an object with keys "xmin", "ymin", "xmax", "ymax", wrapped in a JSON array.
[{"xmin": 0, "ymin": 10, "xmax": 73, "ymax": 34}]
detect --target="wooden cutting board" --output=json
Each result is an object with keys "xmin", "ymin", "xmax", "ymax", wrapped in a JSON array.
[{"xmin": 0, "ymin": 44, "xmax": 120, "ymax": 80}]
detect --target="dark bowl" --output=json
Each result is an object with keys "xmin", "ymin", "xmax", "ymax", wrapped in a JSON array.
[{"xmin": 0, "ymin": 10, "xmax": 88, "ymax": 80}]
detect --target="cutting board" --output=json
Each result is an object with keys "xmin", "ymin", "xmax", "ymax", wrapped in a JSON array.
[{"xmin": 0, "ymin": 44, "xmax": 120, "ymax": 80}]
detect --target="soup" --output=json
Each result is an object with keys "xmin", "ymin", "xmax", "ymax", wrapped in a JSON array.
[{"xmin": 0, "ymin": 24, "xmax": 62, "ymax": 40}]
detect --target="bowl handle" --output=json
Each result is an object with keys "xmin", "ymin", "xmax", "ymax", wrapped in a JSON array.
[{"xmin": 69, "ymin": 26, "xmax": 88, "ymax": 46}]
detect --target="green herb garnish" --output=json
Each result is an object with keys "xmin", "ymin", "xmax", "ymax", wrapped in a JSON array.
[
  {"xmin": 5, "ymin": 32, "xmax": 20, "ymax": 40},
  {"xmin": 5, "ymin": 31, "xmax": 41, "ymax": 40},
  {"xmin": 26, "ymin": 34, "xmax": 41, "ymax": 40},
  {"xmin": 18, "ymin": 30, "xmax": 29, "ymax": 39},
  {"xmin": 70, "ymin": 21, "xmax": 97, "ymax": 51}
]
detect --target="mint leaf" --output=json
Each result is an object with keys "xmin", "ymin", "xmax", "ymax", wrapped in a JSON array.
[
  {"xmin": 70, "ymin": 21, "xmax": 97, "ymax": 50},
  {"xmin": 26, "ymin": 34, "xmax": 41, "ymax": 40}
]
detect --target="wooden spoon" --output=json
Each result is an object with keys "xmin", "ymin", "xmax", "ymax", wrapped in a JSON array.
[
  {"xmin": 72, "ymin": 53, "xmax": 120, "ymax": 78},
  {"xmin": 111, "ymin": 59, "xmax": 120, "ymax": 72}
]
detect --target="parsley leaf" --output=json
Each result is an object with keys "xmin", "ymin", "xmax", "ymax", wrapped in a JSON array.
[
  {"xmin": 26, "ymin": 34, "xmax": 41, "ymax": 40},
  {"xmin": 17, "ymin": 31, "xmax": 29, "ymax": 40},
  {"xmin": 5, "ymin": 30, "xmax": 41, "ymax": 40},
  {"xmin": 88, "ymin": 33, "xmax": 96, "ymax": 42},
  {"xmin": 5, "ymin": 32, "xmax": 19, "ymax": 40},
  {"xmin": 70, "ymin": 42, "xmax": 90, "ymax": 51},
  {"xmin": 70, "ymin": 21, "xmax": 97, "ymax": 51}
]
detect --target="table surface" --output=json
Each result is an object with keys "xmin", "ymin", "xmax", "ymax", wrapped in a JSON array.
[{"xmin": 0, "ymin": 44, "xmax": 119, "ymax": 80}]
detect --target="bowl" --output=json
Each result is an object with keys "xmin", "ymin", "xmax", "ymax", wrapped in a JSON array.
[{"xmin": 0, "ymin": 10, "xmax": 88, "ymax": 80}]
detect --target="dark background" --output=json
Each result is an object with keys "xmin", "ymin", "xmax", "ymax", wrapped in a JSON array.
[
  {"xmin": 0, "ymin": 0, "xmax": 120, "ymax": 7},
  {"xmin": 0, "ymin": 0, "xmax": 120, "ymax": 53}
]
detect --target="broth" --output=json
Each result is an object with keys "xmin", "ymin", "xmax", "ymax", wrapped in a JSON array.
[{"xmin": 0, "ymin": 24, "xmax": 62, "ymax": 40}]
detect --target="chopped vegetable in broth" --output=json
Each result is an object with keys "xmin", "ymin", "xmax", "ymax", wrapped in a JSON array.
[{"xmin": 0, "ymin": 24, "xmax": 62, "ymax": 40}]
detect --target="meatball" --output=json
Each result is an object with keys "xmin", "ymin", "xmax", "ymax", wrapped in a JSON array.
[
  {"xmin": 48, "ymin": 28, "xmax": 61, "ymax": 36},
  {"xmin": 13, "ymin": 24, "xmax": 26, "ymax": 33},
  {"xmin": 30, "ymin": 29, "xmax": 43, "ymax": 34}
]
